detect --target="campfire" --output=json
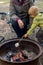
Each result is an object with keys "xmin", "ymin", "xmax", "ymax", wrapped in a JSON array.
[
  {"xmin": 0, "ymin": 39, "xmax": 42, "ymax": 65},
  {"xmin": 3, "ymin": 50, "xmax": 36, "ymax": 62}
]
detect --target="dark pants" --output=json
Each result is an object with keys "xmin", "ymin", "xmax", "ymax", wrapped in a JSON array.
[
  {"xmin": 10, "ymin": 16, "xmax": 30, "ymax": 38},
  {"xmin": 36, "ymin": 29, "xmax": 43, "ymax": 46}
]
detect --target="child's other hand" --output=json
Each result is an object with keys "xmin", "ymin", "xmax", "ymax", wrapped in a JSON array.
[
  {"xmin": 18, "ymin": 19, "xmax": 24, "ymax": 29},
  {"xmin": 23, "ymin": 34, "xmax": 28, "ymax": 38}
]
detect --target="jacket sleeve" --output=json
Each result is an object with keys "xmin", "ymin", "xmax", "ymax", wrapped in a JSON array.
[
  {"xmin": 10, "ymin": 0, "xmax": 20, "ymax": 21},
  {"xmin": 26, "ymin": 18, "xmax": 38, "ymax": 36}
]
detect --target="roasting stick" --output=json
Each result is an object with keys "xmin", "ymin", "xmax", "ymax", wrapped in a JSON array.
[
  {"xmin": 15, "ymin": 36, "xmax": 24, "ymax": 48},
  {"xmin": 19, "ymin": 36, "xmax": 24, "ymax": 43}
]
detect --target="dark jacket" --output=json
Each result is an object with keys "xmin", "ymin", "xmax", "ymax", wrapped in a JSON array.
[{"xmin": 10, "ymin": 0, "xmax": 33, "ymax": 21}]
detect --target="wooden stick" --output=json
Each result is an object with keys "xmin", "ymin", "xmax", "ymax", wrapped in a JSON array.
[{"xmin": 18, "ymin": 36, "xmax": 24, "ymax": 43}]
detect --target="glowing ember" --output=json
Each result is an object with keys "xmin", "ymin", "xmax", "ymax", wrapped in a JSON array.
[{"xmin": 2, "ymin": 50, "xmax": 36, "ymax": 62}]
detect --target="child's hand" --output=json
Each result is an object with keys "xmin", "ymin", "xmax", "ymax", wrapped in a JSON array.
[
  {"xmin": 23, "ymin": 34, "xmax": 28, "ymax": 38},
  {"xmin": 18, "ymin": 19, "xmax": 24, "ymax": 29}
]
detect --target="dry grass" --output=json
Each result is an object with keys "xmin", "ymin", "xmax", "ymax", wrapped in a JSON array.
[{"xmin": 0, "ymin": 0, "xmax": 10, "ymax": 4}]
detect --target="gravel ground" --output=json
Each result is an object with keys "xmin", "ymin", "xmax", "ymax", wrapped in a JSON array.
[{"xmin": 0, "ymin": 20, "xmax": 17, "ymax": 40}]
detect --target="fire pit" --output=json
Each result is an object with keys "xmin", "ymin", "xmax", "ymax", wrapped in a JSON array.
[{"xmin": 0, "ymin": 39, "xmax": 42, "ymax": 65}]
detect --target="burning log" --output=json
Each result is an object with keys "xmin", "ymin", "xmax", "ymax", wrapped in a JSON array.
[
  {"xmin": 13, "ymin": 52, "xmax": 26, "ymax": 61},
  {"xmin": 3, "ymin": 50, "xmax": 36, "ymax": 62}
]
